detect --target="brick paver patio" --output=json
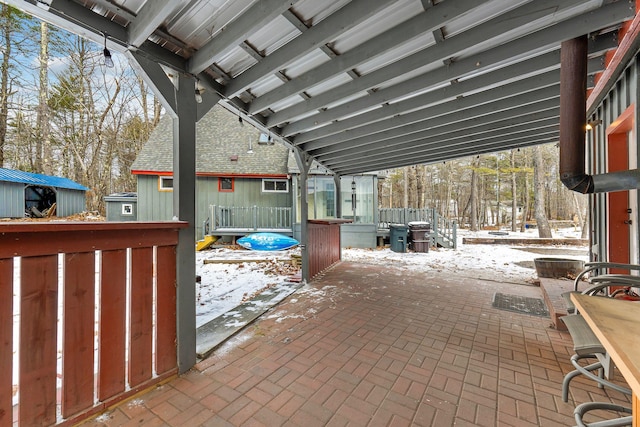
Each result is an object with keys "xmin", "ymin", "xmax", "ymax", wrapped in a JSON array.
[{"xmin": 82, "ymin": 261, "xmax": 631, "ymax": 426}]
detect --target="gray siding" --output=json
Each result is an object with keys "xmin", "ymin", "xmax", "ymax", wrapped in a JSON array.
[
  {"xmin": 0, "ymin": 182, "xmax": 25, "ymax": 218},
  {"xmin": 0, "ymin": 183, "xmax": 86, "ymax": 218},
  {"xmin": 56, "ymin": 189, "xmax": 87, "ymax": 217},
  {"xmin": 136, "ymin": 175, "xmax": 173, "ymax": 221},
  {"xmin": 138, "ymin": 175, "xmax": 293, "ymax": 239},
  {"xmin": 587, "ymin": 54, "xmax": 639, "ymax": 263}
]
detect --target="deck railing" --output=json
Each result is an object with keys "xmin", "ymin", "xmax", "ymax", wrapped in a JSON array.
[
  {"xmin": 210, "ymin": 205, "xmax": 292, "ymax": 231},
  {"xmin": 0, "ymin": 221, "xmax": 186, "ymax": 426},
  {"xmin": 378, "ymin": 208, "xmax": 457, "ymax": 249}
]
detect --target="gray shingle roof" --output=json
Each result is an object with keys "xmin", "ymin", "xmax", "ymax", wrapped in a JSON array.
[{"xmin": 132, "ymin": 105, "xmax": 290, "ymax": 176}]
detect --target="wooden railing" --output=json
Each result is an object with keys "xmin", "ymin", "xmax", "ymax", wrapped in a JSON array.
[
  {"xmin": 210, "ymin": 205, "xmax": 292, "ymax": 232},
  {"xmin": 0, "ymin": 221, "xmax": 186, "ymax": 426},
  {"xmin": 378, "ymin": 208, "xmax": 457, "ymax": 249}
]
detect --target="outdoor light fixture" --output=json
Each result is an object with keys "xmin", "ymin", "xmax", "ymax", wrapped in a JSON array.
[
  {"xmin": 103, "ymin": 34, "xmax": 114, "ymax": 68},
  {"xmin": 195, "ymin": 80, "xmax": 203, "ymax": 103},
  {"xmin": 586, "ymin": 119, "xmax": 602, "ymax": 130},
  {"xmin": 351, "ymin": 178, "xmax": 357, "ymax": 213}
]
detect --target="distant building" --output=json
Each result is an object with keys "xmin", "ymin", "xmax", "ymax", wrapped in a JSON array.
[
  {"xmin": 131, "ymin": 105, "xmax": 384, "ymax": 247},
  {"xmin": 131, "ymin": 105, "xmax": 292, "ymax": 240},
  {"xmin": 0, "ymin": 167, "xmax": 88, "ymax": 218}
]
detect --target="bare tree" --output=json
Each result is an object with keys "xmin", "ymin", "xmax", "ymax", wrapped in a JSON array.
[
  {"xmin": 36, "ymin": 20, "xmax": 52, "ymax": 174},
  {"xmin": 533, "ymin": 145, "xmax": 552, "ymax": 237},
  {"xmin": 510, "ymin": 150, "xmax": 517, "ymax": 231},
  {"xmin": 469, "ymin": 158, "xmax": 479, "ymax": 231}
]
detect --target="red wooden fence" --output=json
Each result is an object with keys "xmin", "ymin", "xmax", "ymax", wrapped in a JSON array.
[
  {"xmin": 0, "ymin": 221, "xmax": 186, "ymax": 426},
  {"xmin": 307, "ymin": 219, "xmax": 350, "ymax": 279}
]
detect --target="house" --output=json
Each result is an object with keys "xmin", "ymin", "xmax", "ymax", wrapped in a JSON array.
[
  {"xmin": 131, "ymin": 105, "xmax": 293, "ymax": 241},
  {"xmin": 0, "ymin": 167, "xmax": 88, "ymax": 218},
  {"xmin": 131, "ymin": 105, "xmax": 385, "ymax": 247}
]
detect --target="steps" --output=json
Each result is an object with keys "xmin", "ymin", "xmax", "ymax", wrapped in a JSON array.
[{"xmin": 538, "ymin": 277, "xmax": 575, "ymax": 331}]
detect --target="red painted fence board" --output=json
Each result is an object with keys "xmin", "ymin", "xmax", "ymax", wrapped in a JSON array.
[
  {"xmin": 62, "ymin": 252, "xmax": 96, "ymax": 417},
  {"xmin": 0, "ymin": 258, "xmax": 12, "ymax": 424},
  {"xmin": 19, "ymin": 255, "xmax": 58, "ymax": 426},
  {"xmin": 129, "ymin": 247, "xmax": 153, "ymax": 387},
  {"xmin": 156, "ymin": 245, "xmax": 177, "ymax": 374},
  {"xmin": 307, "ymin": 220, "xmax": 346, "ymax": 279},
  {"xmin": 98, "ymin": 249, "xmax": 127, "ymax": 401},
  {"xmin": 0, "ymin": 222, "xmax": 184, "ymax": 426}
]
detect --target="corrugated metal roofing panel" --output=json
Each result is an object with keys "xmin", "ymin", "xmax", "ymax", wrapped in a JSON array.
[
  {"xmin": 6, "ymin": 0, "xmax": 634, "ymax": 175},
  {"xmin": 0, "ymin": 168, "xmax": 88, "ymax": 191}
]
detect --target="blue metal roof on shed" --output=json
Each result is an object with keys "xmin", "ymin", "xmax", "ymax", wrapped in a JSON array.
[{"xmin": 0, "ymin": 168, "xmax": 88, "ymax": 191}]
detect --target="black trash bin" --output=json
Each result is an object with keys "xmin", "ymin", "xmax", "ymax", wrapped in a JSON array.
[
  {"xmin": 389, "ymin": 224, "xmax": 408, "ymax": 253},
  {"xmin": 409, "ymin": 221, "xmax": 431, "ymax": 253}
]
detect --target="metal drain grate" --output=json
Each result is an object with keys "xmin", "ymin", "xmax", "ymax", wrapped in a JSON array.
[{"xmin": 492, "ymin": 293, "xmax": 549, "ymax": 317}]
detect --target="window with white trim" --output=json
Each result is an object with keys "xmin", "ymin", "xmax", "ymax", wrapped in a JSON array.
[
  {"xmin": 262, "ymin": 178, "xmax": 288, "ymax": 193},
  {"xmin": 159, "ymin": 176, "xmax": 173, "ymax": 191}
]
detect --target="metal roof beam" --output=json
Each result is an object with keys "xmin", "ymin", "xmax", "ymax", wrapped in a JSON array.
[
  {"xmin": 288, "ymin": 50, "xmax": 603, "ymax": 142},
  {"xmin": 270, "ymin": 0, "xmax": 632, "ymax": 129},
  {"xmin": 299, "ymin": 73, "xmax": 561, "ymax": 151},
  {"xmin": 314, "ymin": 109, "xmax": 560, "ymax": 162},
  {"xmin": 4, "ymin": 0, "xmax": 127, "ymax": 47},
  {"xmin": 223, "ymin": 0, "xmax": 398, "ymax": 98},
  {"xmin": 309, "ymin": 101, "xmax": 559, "ymax": 158},
  {"xmin": 329, "ymin": 133, "xmax": 559, "ymax": 175},
  {"xmin": 127, "ymin": 0, "xmax": 179, "ymax": 47},
  {"xmin": 322, "ymin": 119, "xmax": 559, "ymax": 168},
  {"xmin": 187, "ymin": 0, "xmax": 301, "ymax": 75},
  {"xmin": 247, "ymin": 0, "xmax": 487, "ymax": 114}
]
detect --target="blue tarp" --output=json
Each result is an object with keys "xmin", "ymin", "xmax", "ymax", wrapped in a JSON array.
[{"xmin": 0, "ymin": 167, "xmax": 88, "ymax": 191}]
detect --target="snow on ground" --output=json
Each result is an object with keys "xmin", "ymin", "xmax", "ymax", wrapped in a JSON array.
[
  {"xmin": 195, "ymin": 227, "xmax": 588, "ymax": 326},
  {"xmin": 195, "ymin": 247, "xmax": 301, "ymax": 327}
]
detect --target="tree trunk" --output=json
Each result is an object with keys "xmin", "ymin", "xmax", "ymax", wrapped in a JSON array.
[
  {"xmin": 403, "ymin": 166, "xmax": 409, "ymax": 208},
  {"xmin": 38, "ymin": 21, "xmax": 52, "ymax": 174},
  {"xmin": 520, "ymin": 175, "xmax": 529, "ymax": 232},
  {"xmin": 511, "ymin": 150, "xmax": 517, "ymax": 232},
  {"xmin": 0, "ymin": 4, "xmax": 11, "ymax": 167},
  {"xmin": 533, "ymin": 145, "xmax": 552, "ymax": 237},
  {"xmin": 469, "ymin": 159, "xmax": 479, "ymax": 231},
  {"xmin": 416, "ymin": 165, "xmax": 425, "ymax": 209}
]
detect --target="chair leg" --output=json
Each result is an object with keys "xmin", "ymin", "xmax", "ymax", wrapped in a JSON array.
[
  {"xmin": 563, "ymin": 354, "xmax": 631, "ymax": 403},
  {"xmin": 574, "ymin": 401, "xmax": 632, "ymax": 427}
]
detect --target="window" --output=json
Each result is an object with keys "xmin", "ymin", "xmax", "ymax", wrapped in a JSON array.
[
  {"xmin": 262, "ymin": 179, "xmax": 288, "ymax": 193},
  {"xmin": 219, "ymin": 177, "xmax": 234, "ymax": 192},
  {"xmin": 159, "ymin": 176, "xmax": 173, "ymax": 191}
]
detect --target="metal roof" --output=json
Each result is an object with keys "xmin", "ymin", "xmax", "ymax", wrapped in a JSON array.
[
  {"xmin": 0, "ymin": 167, "xmax": 89, "ymax": 191},
  {"xmin": 3, "ymin": 0, "xmax": 637, "ymax": 175}
]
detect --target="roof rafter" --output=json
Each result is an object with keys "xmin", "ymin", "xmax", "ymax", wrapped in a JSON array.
[
  {"xmin": 330, "ymin": 132, "xmax": 560, "ymax": 174},
  {"xmin": 246, "ymin": 0, "xmax": 487, "ymax": 114},
  {"xmin": 187, "ymin": 0, "xmax": 302, "ymax": 75},
  {"xmin": 313, "ymin": 107, "xmax": 560, "ymax": 161},
  {"xmin": 127, "ymin": 0, "xmax": 179, "ymax": 47},
  {"xmin": 222, "ymin": 0, "xmax": 399, "ymax": 98},
  {"xmin": 270, "ymin": 0, "xmax": 631, "ymax": 132}
]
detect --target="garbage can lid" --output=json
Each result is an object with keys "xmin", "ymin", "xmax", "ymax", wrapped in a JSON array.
[
  {"xmin": 390, "ymin": 223, "xmax": 408, "ymax": 229},
  {"xmin": 408, "ymin": 221, "xmax": 430, "ymax": 228}
]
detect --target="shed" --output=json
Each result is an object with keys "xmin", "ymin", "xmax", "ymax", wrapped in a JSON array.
[
  {"xmin": 0, "ymin": 168, "xmax": 88, "ymax": 218},
  {"xmin": 104, "ymin": 192, "xmax": 138, "ymax": 221}
]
